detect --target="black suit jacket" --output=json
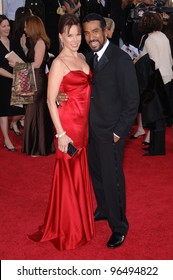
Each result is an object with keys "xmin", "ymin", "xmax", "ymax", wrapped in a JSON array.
[
  {"xmin": 135, "ymin": 54, "xmax": 171, "ymax": 127},
  {"xmin": 86, "ymin": 42, "xmax": 139, "ymax": 141}
]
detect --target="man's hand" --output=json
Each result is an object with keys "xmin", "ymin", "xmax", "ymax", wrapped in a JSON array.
[
  {"xmin": 57, "ymin": 92, "xmax": 68, "ymax": 106},
  {"xmin": 133, "ymin": 54, "xmax": 140, "ymax": 64},
  {"xmin": 113, "ymin": 135, "xmax": 120, "ymax": 143}
]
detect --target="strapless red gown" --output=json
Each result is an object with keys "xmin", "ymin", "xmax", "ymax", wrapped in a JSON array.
[{"xmin": 29, "ymin": 70, "xmax": 95, "ymax": 251}]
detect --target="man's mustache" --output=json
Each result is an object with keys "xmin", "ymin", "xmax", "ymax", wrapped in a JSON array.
[{"xmin": 89, "ymin": 40, "xmax": 99, "ymax": 44}]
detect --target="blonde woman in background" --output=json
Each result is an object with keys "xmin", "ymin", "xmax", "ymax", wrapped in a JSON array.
[{"xmin": 104, "ymin": 17, "xmax": 115, "ymax": 39}]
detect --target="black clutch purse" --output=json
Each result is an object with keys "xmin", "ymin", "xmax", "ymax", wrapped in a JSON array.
[{"xmin": 67, "ymin": 143, "xmax": 78, "ymax": 157}]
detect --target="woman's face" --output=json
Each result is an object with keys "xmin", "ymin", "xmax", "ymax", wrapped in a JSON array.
[
  {"xmin": 0, "ymin": 19, "xmax": 10, "ymax": 37},
  {"xmin": 24, "ymin": 22, "xmax": 30, "ymax": 37},
  {"xmin": 24, "ymin": 22, "xmax": 27, "ymax": 35},
  {"xmin": 60, "ymin": 24, "xmax": 81, "ymax": 52}
]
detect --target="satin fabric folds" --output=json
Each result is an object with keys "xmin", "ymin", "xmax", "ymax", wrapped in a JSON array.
[{"xmin": 29, "ymin": 70, "xmax": 95, "ymax": 250}]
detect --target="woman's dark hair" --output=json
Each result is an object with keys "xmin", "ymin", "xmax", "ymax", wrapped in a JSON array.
[
  {"xmin": 13, "ymin": 7, "xmax": 31, "ymax": 38},
  {"xmin": 0, "ymin": 14, "xmax": 9, "ymax": 25},
  {"xmin": 138, "ymin": 11, "xmax": 163, "ymax": 34},
  {"xmin": 58, "ymin": 14, "xmax": 81, "ymax": 34},
  {"xmin": 82, "ymin": 13, "xmax": 106, "ymax": 30}
]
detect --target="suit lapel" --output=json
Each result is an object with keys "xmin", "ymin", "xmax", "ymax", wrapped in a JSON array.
[
  {"xmin": 93, "ymin": 43, "xmax": 113, "ymax": 74},
  {"xmin": 86, "ymin": 43, "xmax": 113, "ymax": 75},
  {"xmin": 94, "ymin": 53, "xmax": 109, "ymax": 73}
]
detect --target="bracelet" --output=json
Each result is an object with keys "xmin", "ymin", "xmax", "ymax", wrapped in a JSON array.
[{"xmin": 55, "ymin": 131, "xmax": 66, "ymax": 138}]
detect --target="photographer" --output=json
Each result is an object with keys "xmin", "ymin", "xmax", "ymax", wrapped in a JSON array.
[{"xmin": 126, "ymin": 0, "xmax": 155, "ymax": 47}]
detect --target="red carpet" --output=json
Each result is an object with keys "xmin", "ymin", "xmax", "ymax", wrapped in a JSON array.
[{"xmin": 0, "ymin": 126, "xmax": 173, "ymax": 260}]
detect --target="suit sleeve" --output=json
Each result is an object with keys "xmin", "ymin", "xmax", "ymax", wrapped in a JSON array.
[{"xmin": 114, "ymin": 54, "xmax": 139, "ymax": 138}]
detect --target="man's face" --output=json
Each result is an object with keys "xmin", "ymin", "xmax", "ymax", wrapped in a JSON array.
[{"xmin": 83, "ymin": 20, "xmax": 107, "ymax": 52}]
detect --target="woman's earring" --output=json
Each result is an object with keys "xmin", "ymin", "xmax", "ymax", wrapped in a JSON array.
[{"xmin": 61, "ymin": 41, "xmax": 64, "ymax": 48}]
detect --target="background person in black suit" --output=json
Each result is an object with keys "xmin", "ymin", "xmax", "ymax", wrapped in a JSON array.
[
  {"xmin": 83, "ymin": 13, "xmax": 139, "ymax": 248},
  {"xmin": 42, "ymin": 0, "xmax": 65, "ymax": 56},
  {"xmin": 25, "ymin": 0, "xmax": 45, "ymax": 21},
  {"xmin": 109, "ymin": 0, "xmax": 123, "ymax": 45},
  {"xmin": 86, "ymin": 0, "xmax": 110, "ymax": 17}
]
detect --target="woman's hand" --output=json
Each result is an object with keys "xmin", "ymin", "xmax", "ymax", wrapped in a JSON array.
[
  {"xmin": 62, "ymin": 5, "xmax": 66, "ymax": 13},
  {"xmin": 77, "ymin": 1, "xmax": 81, "ymax": 9},
  {"xmin": 20, "ymin": 34, "xmax": 26, "ymax": 48},
  {"xmin": 57, "ymin": 133, "xmax": 73, "ymax": 153},
  {"xmin": 8, "ymin": 60, "xmax": 15, "ymax": 68},
  {"xmin": 20, "ymin": 34, "xmax": 28, "ymax": 54}
]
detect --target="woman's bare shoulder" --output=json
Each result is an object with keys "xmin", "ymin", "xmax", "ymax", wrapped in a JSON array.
[
  {"xmin": 35, "ymin": 38, "xmax": 46, "ymax": 50},
  {"xmin": 51, "ymin": 56, "xmax": 67, "ymax": 72},
  {"xmin": 36, "ymin": 38, "xmax": 45, "ymax": 45}
]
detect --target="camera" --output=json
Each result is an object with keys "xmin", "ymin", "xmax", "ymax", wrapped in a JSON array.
[
  {"xmin": 130, "ymin": 1, "xmax": 173, "ymax": 23},
  {"xmin": 154, "ymin": 0, "xmax": 167, "ymax": 7}
]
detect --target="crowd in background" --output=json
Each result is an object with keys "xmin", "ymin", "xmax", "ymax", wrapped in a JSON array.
[
  {"xmin": 0, "ymin": 0, "xmax": 173, "ymax": 253},
  {"xmin": 0, "ymin": 0, "xmax": 173, "ymax": 156}
]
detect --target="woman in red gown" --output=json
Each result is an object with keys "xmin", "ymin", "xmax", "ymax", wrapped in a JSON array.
[{"xmin": 29, "ymin": 14, "xmax": 95, "ymax": 250}]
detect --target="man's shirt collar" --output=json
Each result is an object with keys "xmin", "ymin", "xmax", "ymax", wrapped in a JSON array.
[{"xmin": 94, "ymin": 39, "xmax": 109, "ymax": 61}]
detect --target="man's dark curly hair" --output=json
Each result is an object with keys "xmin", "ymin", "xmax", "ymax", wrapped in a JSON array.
[{"xmin": 82, "ymin": 13, "xmax": 106, "ymax": 30}]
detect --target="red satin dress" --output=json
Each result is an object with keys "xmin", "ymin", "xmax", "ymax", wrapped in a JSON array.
[{"xmin": 29, "ymin": 70, "xmax": 95, "ymax": 251}]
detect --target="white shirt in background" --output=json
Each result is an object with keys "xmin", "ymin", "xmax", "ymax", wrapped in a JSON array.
[{"xmin": 141, "ymin": 31, "xmax": 173, "ymax": 85}]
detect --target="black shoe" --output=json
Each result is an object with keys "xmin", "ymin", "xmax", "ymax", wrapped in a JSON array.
[
  {"xmin": 143, "ymin": 152, "xmax": 165, "ymax": 156},
  {"xmin": 107, "ymin": 232, "xmax": 125, "ymax": 248},
  {"xmin": 142, "ymin": 147, "xmax": 149, "ymax": 151},
  {"xmin": 4, "ymin": 145, "xmax": 17, "ymax": 152},
  {"xmin": 17, "ymin": 120, "xmax": 24, "ymax": 128},
  {"xmin": 142, "ymin": 141, "xmax": 150, "ymax": 146},
  {"xmin": 94, "ymin": 209, "xmax": 107, "ymax": 221},
  {"xmin": 130, "ymin": 133, "xmax": 145, "ymax": 139},
  {"xmin": 10, "ymin": 126, "xmax": 22, "ymax": 136}
]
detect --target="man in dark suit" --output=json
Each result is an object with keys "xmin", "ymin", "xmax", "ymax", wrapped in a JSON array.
[
  {"xmin": 42, "ymin": 0, "xmax": 65, "ymax": 56},
  {"xmin": 109, "ymin": 0, "xmax": 123, "ymax": 45},
  {"xmin": 25, "ymin": 0, "xmax": 45, "ymax": 21},
  {"xmin": 83, "ymin": 13, "xmax": 139, "ymax": 248}
]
